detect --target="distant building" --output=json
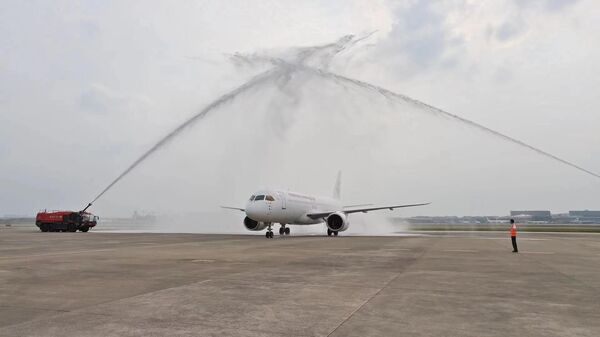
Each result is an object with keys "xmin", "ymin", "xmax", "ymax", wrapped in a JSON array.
[
  {"xmin": 510, "ymin": 210, "xmax": 552, "ymax": 222},
  {"xmin": 569, "ymin": 210, "xmax": 600, "ymax": 217},
  {"xmin": 569, "ymin": 210, "xmax": 600, "ymax": 223}
]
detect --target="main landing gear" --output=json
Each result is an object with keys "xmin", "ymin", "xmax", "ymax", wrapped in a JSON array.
[
  {"xmin": 279, "ymin": 225, "xmax": 290, "ymax": 236},
  {"xmin": 327, "ymin": 229, "xmax": 339, "ymax": 237}
]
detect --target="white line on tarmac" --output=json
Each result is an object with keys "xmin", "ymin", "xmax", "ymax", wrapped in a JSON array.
[
  {"xmin": 427, "ymin": 236, "xmax": 552, "ymax": 241},
  {"xmin": 0, "ymin": 248, "xmax": 115, "ymax": 260},
  {"xmin": 443, "ymin": 249, "xmax": 478, "ymax": 253},
  {"xmin": 465, "ymin": 237, "xmax": 552, "ymax": 241}
]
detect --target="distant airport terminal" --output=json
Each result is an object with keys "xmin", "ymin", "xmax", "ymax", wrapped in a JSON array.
[{"xmin": 399, "ymin": 210, "xmax": 600, "ymax": 225}]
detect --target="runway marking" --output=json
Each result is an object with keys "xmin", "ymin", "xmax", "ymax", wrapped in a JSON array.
[
  {"xmin": 191, "ymin": 259, "xmax": 216, "ymax": 263},
  {"xmin": 384, "ymin": 248, "xmax": 411, "ymax": 251},
  {"xmin": 424, "ymin": 236, "xmax": 552, "ymax": 241},
  {"xmin": 0, "ymin": 248, "xmax": 115, "ymax": 260},
  {"xmin": 443, "ymin": 249, "xmax": 478, "ymax": 253},
  {"xmin": 521, "ymin": 251, "xmax": 555, "ymax": 255},
  {"xmin": 467, "ymin": 237, "xmax": 551, "ymax": 241}
]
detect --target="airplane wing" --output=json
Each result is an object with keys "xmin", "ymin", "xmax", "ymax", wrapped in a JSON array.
[
  {"xmin": 343, "ymin": 203, "xmax": 373, "ymax": 208},
  {"xmin": 307, "ymin": 203, "xmax": 430, "ymax": 219},
  {"xmin": 221, "ymin": 206, "xmax": 245, "ymax": 212}
]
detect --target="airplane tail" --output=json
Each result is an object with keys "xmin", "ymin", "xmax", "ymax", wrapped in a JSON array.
[{"xmin": 333, "ymin": 170, "xmax": 342, "ymax": 200}]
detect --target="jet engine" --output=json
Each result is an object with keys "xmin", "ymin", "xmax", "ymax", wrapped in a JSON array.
[
  {"xmin": 326, "ymin": 212, "xmax": 349, "ymax": 232},
  {"xmin": 244, "ymin": 217, "xmax": 268, "ymax": 231}
]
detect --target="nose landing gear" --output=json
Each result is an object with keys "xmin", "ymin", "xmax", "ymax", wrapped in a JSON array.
[
  {"xmin": 266, "ymin": 223, "xmax": 274, "ymax": 239},
  {"xmin": 327, "ymin": 229, "xmax": 339, "ymax": 236}
]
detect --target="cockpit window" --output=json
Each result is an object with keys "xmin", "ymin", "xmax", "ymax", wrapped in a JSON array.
[
  {"xmin": 265, "ymin": 195, "xmax": 275, "ymax": 201},
  {"xmin": 249, "ymin": 195, "xmax": 255, "ymax": 201},
  {"xmin": 254, "ymin": 195, "xmax": 265, "ymax": 201}
]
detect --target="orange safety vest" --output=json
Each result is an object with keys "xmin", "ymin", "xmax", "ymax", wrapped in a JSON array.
[{"xmin": 510, "ymin": 223, "xmax": 517, "ymax": 237}]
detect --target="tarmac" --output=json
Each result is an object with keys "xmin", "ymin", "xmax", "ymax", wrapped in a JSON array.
[{"xmin": 1, "ymin": 228, "xmax": 599, "ymax": 337}]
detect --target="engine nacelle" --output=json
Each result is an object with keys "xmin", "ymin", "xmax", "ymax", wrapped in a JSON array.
[
  {"xmin": 326, "ymin": 212, "xmax": 349, "ymax": 232},
  {"xmin": 244, "ymin": 217, "xmax": 268, "ymax": 231}
]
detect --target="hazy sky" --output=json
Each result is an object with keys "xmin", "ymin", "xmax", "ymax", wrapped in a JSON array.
[{"xmin": 1, "ymin": 0, "xmax": 599, "ymax": 218}]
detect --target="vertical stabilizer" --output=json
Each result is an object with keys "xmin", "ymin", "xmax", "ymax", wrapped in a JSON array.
[{"xmin": 333, "ymin": 170, "xmax": 342, "ymax": 200}]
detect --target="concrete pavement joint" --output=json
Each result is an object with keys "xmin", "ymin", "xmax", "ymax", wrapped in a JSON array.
[
  {"xmin": 0, "ymin": 248, "xmax": 115, "ymax": 260},
  {"xmin": 326, "ymin": 239, "xmax": 436, "ymax": 336},
  {"xmin": 0, "ymin": 279, "xmax": 212, "ymax": 331},
  {"xmin": 207, "ymin": 277, "xmax": 383, "ymax": 291},
  {"xmin": 443, "ymin": 249, "xmax": 478, "ymax": 253},
  {"xmin": 0, "ymin": 305, "xmax": 71, "ymax": 313}
]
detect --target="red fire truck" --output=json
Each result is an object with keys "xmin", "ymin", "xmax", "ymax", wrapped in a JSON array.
[{"xmin": 35, "ymin": 209, "xmax": 98, "ymax": 232}]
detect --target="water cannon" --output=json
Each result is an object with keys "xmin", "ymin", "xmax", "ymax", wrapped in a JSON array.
[{"xmin": 81, "ymin": 203, "xmax": 92, "ymax": 213}]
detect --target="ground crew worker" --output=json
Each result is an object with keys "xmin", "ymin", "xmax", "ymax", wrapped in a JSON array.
[{"xmin": 510, "ymin": 219, "xmax": 518, "ymax": 253}]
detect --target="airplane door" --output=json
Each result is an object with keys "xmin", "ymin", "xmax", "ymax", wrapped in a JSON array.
[{"xmin": 279, "ymin": 192, "xmax": 287, "ymax": 209}]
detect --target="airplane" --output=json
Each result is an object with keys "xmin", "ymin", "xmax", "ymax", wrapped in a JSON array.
[{"xmin": 222, "ymin": 172, "xmax": 429, "ymax": 238}]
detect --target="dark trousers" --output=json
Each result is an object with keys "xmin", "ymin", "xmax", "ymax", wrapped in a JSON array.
[{"xmin": 511, "ymin": 236, "xmax": 518, "ymax": 252}]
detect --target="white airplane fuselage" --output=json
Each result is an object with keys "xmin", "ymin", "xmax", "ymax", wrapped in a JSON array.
[
  {"xmin": 245, "ymin": 190, "xmax": 340, "ymax": 225},
  {"xmin": 223, "ymin": 173, "xmax": 428, "ymax": 238}
]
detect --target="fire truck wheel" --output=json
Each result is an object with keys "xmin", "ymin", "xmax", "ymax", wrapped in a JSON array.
[
  {"xmin": 40, "ymin": 224, "xmax": 49, "ymax": 232},
  {"xmin": 80, "ymin": 226, "xmax": 89, "ymax": 233}
]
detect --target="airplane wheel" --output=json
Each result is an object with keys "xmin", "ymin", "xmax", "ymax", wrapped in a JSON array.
[
  {"xmin": 266, "ymin": 232, "xmax": 270, "ymax": 238},
  {"xmin": 279, "ymin": 227, "xmax": 284, "ymax": 235},
  {"xmin": 334, "ymin": 231, "xmax": 338, "ymax": 236},
  {"xmin": 327, "ymin": 229, "xmax": 332, "ymax": 236},
  {"xmin": 285, "ymin": 227, "xmax": 290, "ymax": 235}
]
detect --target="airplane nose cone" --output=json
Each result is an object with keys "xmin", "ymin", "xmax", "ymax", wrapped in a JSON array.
[
  {"xmin": 245, "ymin": 201, "xmax": 268, "ymax": 221},
  {"xmin": 245, "ymin": 202, "xmax": 258, "ymax": 219}
]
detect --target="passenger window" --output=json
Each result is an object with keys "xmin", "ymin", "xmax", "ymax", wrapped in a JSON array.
[
  {"xmin": 265, "ymin": 195, "xmax": 275, "ymax": 201},
  {"xmin": 255, "ymin": 195, "xmax": 265, "ymax": 201},
  {"xmin": 249, "ymin": 195, "xmax": 255, "ymax": 201}
]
